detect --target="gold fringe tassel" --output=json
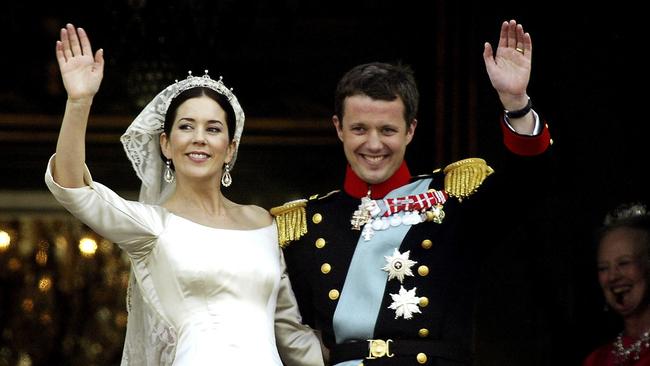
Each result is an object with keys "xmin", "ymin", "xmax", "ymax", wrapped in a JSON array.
[
  {"xmin": 443, "ymin": 158, "xmax": 494, "ymax": 201},
  {"xmin": 270, "ymin": 199, "xmax": 308, "ymax": 248}
]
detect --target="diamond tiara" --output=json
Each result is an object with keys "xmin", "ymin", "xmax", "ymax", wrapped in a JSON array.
[
  {"xmin": 604, "ymin": 202, "xmax": 648, "ymax": 225},
  {"xmin": 161, "ymin": 70, "xmax": 245, "ymax": 143},
  {"xmin": 163, "ymin": 70, "xmax": 232, "ymax": 111}
]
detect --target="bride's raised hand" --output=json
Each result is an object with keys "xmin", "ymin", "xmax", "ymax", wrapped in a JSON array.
[{"xmin": 55, "ymin": 23, "xmax": 104, "ymax": 102}]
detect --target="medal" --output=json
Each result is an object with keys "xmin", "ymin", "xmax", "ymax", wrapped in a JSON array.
[
  {"xmin": 351, "ymin": 190, "xmax": 382, "ymax": 230},
  {"xmin": 352, "ymin": 189, "xmax": 449, "ymax": 241},
  {"xmin": 351, "ymin": 196, "xmax": 379, "ymax": 230},
  {"xmin": 382, "ymin": 249, "xmax": 417, "ymax": 283},
  {"xmin": 388, "ymin": 286, "xmax": 422, "ymax": 320}
]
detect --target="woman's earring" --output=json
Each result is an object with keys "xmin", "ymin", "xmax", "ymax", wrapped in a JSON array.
[
  {"xmin": 164, "ymin": 159, "xmax": 175, "ymax": 183},
  {"xmin": 221, "ymin": 163, "xmax": 232, "ymax": 187}
]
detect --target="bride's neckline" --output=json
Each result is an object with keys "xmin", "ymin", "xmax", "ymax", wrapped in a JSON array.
[{"xmin": 164, "ymin": 209, "xmax": 274, "ymax": 232}]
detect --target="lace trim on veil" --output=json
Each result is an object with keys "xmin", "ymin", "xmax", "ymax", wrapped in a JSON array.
[{"xmin": 121, "ymin": 270, "xmax": 177, "ymax": 366}]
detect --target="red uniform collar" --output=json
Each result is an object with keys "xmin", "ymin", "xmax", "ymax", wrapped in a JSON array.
[{"xmin": 343, "ymin": 161, "xmax": 411, "ymax": 199}]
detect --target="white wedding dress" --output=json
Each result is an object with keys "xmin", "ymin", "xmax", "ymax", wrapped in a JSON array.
[{"xmin": 45, "ymin": 156, "xmax": 323, "ymax": 366}]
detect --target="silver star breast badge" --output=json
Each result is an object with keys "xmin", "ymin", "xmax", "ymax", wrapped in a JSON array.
[
  {"xmin": 388, "ymin": 286, "xmax": 422, "ymax": 319},
  {"xmin": 382, "ymin": 249, "xmax": 417, "ymax": 283}
]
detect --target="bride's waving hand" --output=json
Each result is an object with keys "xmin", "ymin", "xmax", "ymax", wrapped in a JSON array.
[{"xmin": 53, "ymin": 23, "xmax": 104, "ymax": 188}]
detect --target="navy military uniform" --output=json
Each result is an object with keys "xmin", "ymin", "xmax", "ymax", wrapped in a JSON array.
[{"xmin": 272, "ymin": 120, "xmax": 552, "ymax": 365}]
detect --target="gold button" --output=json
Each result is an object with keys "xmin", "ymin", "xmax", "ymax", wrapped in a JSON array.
[
  {"xmin": 321, "ymin": 263, "xmax": 331, "ymax": 274},
  {"xmin": 328, "ymin": 289, "xmax": 339, "ymax": 300},
  {"xmin": 418, "ymin": 328, "xmax": 429, "ymax": 338},
  {"xmin": 315, "ymin": 238, "xmax": 326, "ymax": 249},
  {"xmin": 417, "ymin": 352, "xmax": 428, "ymax": 364},
  {"xmin": 312, "ymin": 213, "xmax": 323, "ymax": 224},
  {"xmin": 419, "ymin": 297, "xmax": 429, "ymax": 307},
  {"xmin": 418, "ymin": 265, "xmax": 429, "ymax": 276},
  {"xmin": 421, "ymin": 239, "xmax": 432, "ymax": 249}
]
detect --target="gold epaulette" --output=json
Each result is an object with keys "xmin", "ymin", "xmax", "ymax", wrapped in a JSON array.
[
  {"xmin": 442, "ymin": 158, "xmax": 494, "ymax": 201},
  {"xmin": 270, "ymin": 190, "xmax": 339, "ymax": 248},
  {"xmin": 270, "ymin": 199, "xmax": 308, "ymax": 248}
]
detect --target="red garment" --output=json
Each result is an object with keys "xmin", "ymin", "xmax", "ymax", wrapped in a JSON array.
[
  {"xmin": 343, "ymin": 161, "xmax": 411, "ymax": 199},
  {"xmin": 500, "ymin": 116, "xmax": 552, "ymax": 156},
  {"xmin": 584, "ymin": 337, "xmax": 650, "ymax": 366}
]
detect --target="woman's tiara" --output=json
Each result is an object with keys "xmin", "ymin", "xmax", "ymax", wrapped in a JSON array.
[
  {"xmin": 604, "ymin": 202, "xmax": 648, "ymax": 225},
  {"xmin": 162, "ymin": 70, "xmax": 238, "ymax": 114}
]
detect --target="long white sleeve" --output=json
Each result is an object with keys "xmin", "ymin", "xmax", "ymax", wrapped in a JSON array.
[
  {"xmin": 45, "ymin": 154, "xmax": 166, "ymax": 259},
  {"xmin": 275, "ymin": 250, "xmax": 325, "ymax": 366}
]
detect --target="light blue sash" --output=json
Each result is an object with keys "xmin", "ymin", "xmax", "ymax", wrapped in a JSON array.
[{"xmin": 332, "ymin": 178, "xmax": 432, "ymax": 365}]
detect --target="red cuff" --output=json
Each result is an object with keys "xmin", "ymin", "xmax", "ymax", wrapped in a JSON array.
[{"xmin": 501, "ymin": 116, "xmax": 552, "ymax": 156}]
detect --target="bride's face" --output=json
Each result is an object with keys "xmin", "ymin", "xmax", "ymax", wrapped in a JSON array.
[{"xmin": 160, "ymin": 96, "xmax": 234, "ymax": 185}]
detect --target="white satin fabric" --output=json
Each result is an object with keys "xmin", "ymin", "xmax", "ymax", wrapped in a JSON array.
[{"xmin": 45, "ymin": 156, "xmax": 323, "ymax": 366}]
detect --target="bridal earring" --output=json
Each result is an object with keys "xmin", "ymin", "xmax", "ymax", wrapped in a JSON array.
[
  {"xmin": 221, "ymin": 163, "xmax": 232, "ymax": 187},
  {"xmin": 164, "ymin": 159, "xmax": 175, "ymax": 183}
]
